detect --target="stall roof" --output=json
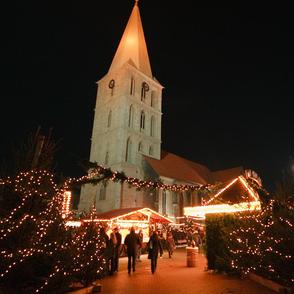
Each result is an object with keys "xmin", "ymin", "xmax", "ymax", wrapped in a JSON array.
[
  {"xmin": 94, "ymin": 207, "xmax": 173, "ymax": 224},
  {"xmin": 205, "ymin": 176, "xmax": 259, "ymax": 205}
]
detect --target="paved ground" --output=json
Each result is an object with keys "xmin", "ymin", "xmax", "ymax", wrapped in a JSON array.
[{"xmin": 99, "ymin": 248, "xmax": 275, "ymax": 294}]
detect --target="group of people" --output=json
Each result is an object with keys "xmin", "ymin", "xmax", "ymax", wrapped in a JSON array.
[
  {"xmin": 156, "ymin": 230, "xmax": 176, "ymax": 258},
  {"xmin": 100, "ymin": 226, "xmax": 122, "ymax": 275},
  {"xmin": 100, "ymin": 226, "xmax": 176, "ymax": 275},
  {"xmin": 125, "ymin": 227, "xmax": 176, "ymax": 274}
]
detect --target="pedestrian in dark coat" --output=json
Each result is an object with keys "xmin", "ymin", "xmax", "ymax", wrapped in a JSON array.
[
  {"xmin": 147, "ymin": 230, "xmax": 163, "ymax": 274},
  {"xmin": 124, "ymin": 227, "xmax": 141, "ymax": 274},
  {"xmin": 100, "ymin": 226, "xmax": 112, "ymax": 274},
  {"xmin": 113, "ymin": 227, "xmax": 122, "ymax": 272},
  {"xmin": 108, "ymin": 229, "xmax": 117, "ymax": 275}
]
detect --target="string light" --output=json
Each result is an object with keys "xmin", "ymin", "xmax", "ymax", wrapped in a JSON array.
[
  {"xmin": 64, "ymin": 164, "xmax": 212, "ymax": 193},
  {"xmin": 1, "ymin": 166, "xmax": 282, "ymax": 291},
  {"xmin": 0, "ymin": 171, "xmax": 107, "ymax": 292},
  {"xmin": 227, "ymin": 198, "xmax": 293, "ymax": 287}
]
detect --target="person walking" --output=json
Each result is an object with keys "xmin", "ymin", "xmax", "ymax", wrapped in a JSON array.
[
  {"xmin": 137, "ymin": 229, "xmax": 144, "ymax": 262},
  {"xmin": 113, "ymin": 227, "xmax": 122, "ymax": 272},
  {"xmin": 147, "ymin": 230, "xmax": 163, "ymax": 274},
  {"xmin": 108, "ymin": 228, "xmax": 117, "ymax": 275},
  {"xmin": 158, "ymin": 231, "xmax": 165, "ymax": 258},
  {"xmin": 166, "ymin": 230, "xmax": 176, "ymax": 258},
  {"xmin": 100, "ymin": 226, "xmax": 111, "ymax": 274},
  {"xmin": 124, "ymin": 227, "xmax": 141, "ymax": 274}
]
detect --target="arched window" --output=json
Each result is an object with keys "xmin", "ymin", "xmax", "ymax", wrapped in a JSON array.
[
  {"xmin": 105, "ymin": 151, "xmax": 109, "ymax": 165},
  {"xmin": 172, "ymin": 192, "xmax": 178, "ymax": 204},
  {"xmin": 130, "ymin": 77, "xmax": 135, "ymax": 95},
  {"xmin": 99, "ymin": 184, "xmax": 106, "ymax": 200},
  {"xmin": 162, "ymin": 191, "xmax": 166, "ymax": 215},
  {"xmin": 150, "ymin": 116, "xmax": 155, "ymax": 137},
  {"xmin": 128, "ymin": 105, "xmax": 134, "ymax": 128},
  {"xmin": 141, "ymin": 82, "xmax": 149, "ymax": 101},
  {"xmin": 149, "ymin": 146, "xmax": 153, "ymax": 156},
  {"xmin": 138, "ymin": 142, "xmax": 143, "ymax": 152},
  {"xmin": 107, "ymin": 110, "xmax": 112, "ymax": 128},
  {"xmin": 125, "ymin": 137, "xmax": 132, "ymax": 163},
  {"xmin": 140, "ymin": 111, "xmax": 145, "ymax": 131}
]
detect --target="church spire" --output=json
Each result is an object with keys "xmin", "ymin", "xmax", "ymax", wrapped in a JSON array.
[{"xmin": 108, "ymin": 0, "xmax": 152, "ymax": 78}]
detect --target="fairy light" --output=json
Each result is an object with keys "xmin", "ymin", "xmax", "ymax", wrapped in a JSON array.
[
  {"xmin": 0, "ymin": 169, "xmax": 109, "ymax": 293},
  {"xmin": 64, "ymin": 164, "xmax": 211, "ymax": 193},
  {"xmin": 185, "ymin": 201, "xmax": 261, "ymax": 219},
  {"xmin": 61, "ymin": 191, "xmax": 71, "ymax": 218},
  {"xmin": 226, "ymin": 198, "xmax": 293, "ymax": 287},
  {"xmin": 3, "ymin": 167, "xmax": 284, "ymax": 291}
]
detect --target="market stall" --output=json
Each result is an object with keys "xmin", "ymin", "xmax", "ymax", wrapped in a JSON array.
[
  {"xmin": 184, "ymin": 175, "xmax": 261, "ymax": 220},
  {"xmin": 88, "ymin": 207, "xmax": 173, "ymax": 243}
]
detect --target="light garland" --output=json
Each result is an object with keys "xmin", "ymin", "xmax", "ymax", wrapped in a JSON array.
[
  {"xmin": 0, "ymin": 171, "xmax": 107, "ymax": 293},
  {"xmin": 227, "ymin": 198, "xmax": 294, "ymax": 286},
  {"xmin": 64, "ymin": 164, "xmax": 212, "ymax": 193},
  {"xmin": 0, "ymin": 166, "xmax": 269, "ymax": 292}
]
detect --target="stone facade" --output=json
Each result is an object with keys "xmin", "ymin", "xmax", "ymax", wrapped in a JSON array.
[
  {"xmin": 78, "ymin": 2, "xmax": 247, "ymax": 221},
  {"xmin": 78, "ymin": 2, "xmax": 163, "ymax": 213}
]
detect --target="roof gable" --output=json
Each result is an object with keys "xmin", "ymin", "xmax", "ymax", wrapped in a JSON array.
[{"xmin": 145, "ymin": 151, "xmax": 244, "ymax": 186}]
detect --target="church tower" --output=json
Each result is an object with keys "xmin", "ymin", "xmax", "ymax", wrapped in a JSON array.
[{"xmin": 78, "ymin": 0, "xmax": 163, "ymax": 213}]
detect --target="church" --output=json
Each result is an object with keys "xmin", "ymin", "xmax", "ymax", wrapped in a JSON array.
[{"xmin": 78, "ymin": 1, "xmax": 257, "ymax": 221}]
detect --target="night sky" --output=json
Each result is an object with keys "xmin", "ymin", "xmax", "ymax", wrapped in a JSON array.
[{"xmin": 1, "ymin": 1, "xmax": 294, "ymax": 191}]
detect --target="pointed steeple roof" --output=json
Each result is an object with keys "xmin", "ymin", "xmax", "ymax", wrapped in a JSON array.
[{"xmin": 108, "ymin": 1, "xmax": 152, "ymax": 78}]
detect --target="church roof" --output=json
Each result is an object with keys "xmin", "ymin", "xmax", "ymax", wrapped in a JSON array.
[
  {"xmin": 211, "ymin": 166, "xmax": 244, "ymax": 183},
  {"xmin": 108, "ymin": 1, "xmax": 152, "ymax": 78},
  {"xmin": 145, "ymin": 151, "xmax": 243, "ymax": 185}
]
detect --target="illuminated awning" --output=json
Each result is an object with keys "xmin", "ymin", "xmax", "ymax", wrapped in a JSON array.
[
  {"xmin": 184, "ymin": 201, "xmax": 261, "ymax": 219},
  {"xmin": 84, "ymin": 207, "xmax": 173, "ymax": 224}
]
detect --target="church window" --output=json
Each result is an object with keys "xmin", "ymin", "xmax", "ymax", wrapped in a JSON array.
[
  {"xmin": 108, "ymin": 79, "xmax": 115, "ymax": 96},
  {"xmin": 107, "ymin": 110, "xmax": 112, "ymax": 128},
  {"xmin": 149, "ymin": 145, "xmax": 153, "ymax": 156},
  {"xmin": 173, "ymin": 205, "xmax": 179, "ymax": 217},
  {"xmin": 141, "ymin": 82, "xmax": 149, "ymax": 101},
  {"xmin": 162, "ymin": 191, "xmax": 166, "ymax": 215},
  {"xmin": 125, "ymin": 137, "xmax": 132, "ymax": 163},
  {"xmin": 128, "ymin": 105, "xmax": 134, "ymax": 128},
  {"xmin": 130, "ymin": 77, "xmax": 135, "ymax": 95},
  {"xmin": 154, "ymin": 191, "xmax": 159, "ymax": 202},
  {"xmin": 150, "ymin": 116, "xmax": 155, "ymax": 137},
  {"xmin": 172, "ymin": 192, "xmax": 178, "ymax": 204},
  {"xmin": 140, "ymin": 111, "xmax": 145, "ymax": 131},
  {"xmin": 99, "ymin": 184, "xmax": 106, "ymax": 200},
  {"xmin": 138, "ymin": 142, "xmax": 143, "ymax": 152}
]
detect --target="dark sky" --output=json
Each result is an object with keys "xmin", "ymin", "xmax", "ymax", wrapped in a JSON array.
[{"xmin": 1, "ymin": 1, "xmax": 294, "ymax": 191}]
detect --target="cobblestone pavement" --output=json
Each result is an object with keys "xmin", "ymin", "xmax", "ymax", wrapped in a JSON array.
[{"xmin": 99, "ymin": 248, "xmax": 275, "ymax": 294}]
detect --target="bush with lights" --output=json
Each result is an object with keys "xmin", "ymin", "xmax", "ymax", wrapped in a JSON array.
[
  {"xmin": 0, "ymin": 130, "xmax": 107, "ymax": 293},
  {"xmin": 205, "ymin": 176, "xmax": 294, "ymax": 287}
]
